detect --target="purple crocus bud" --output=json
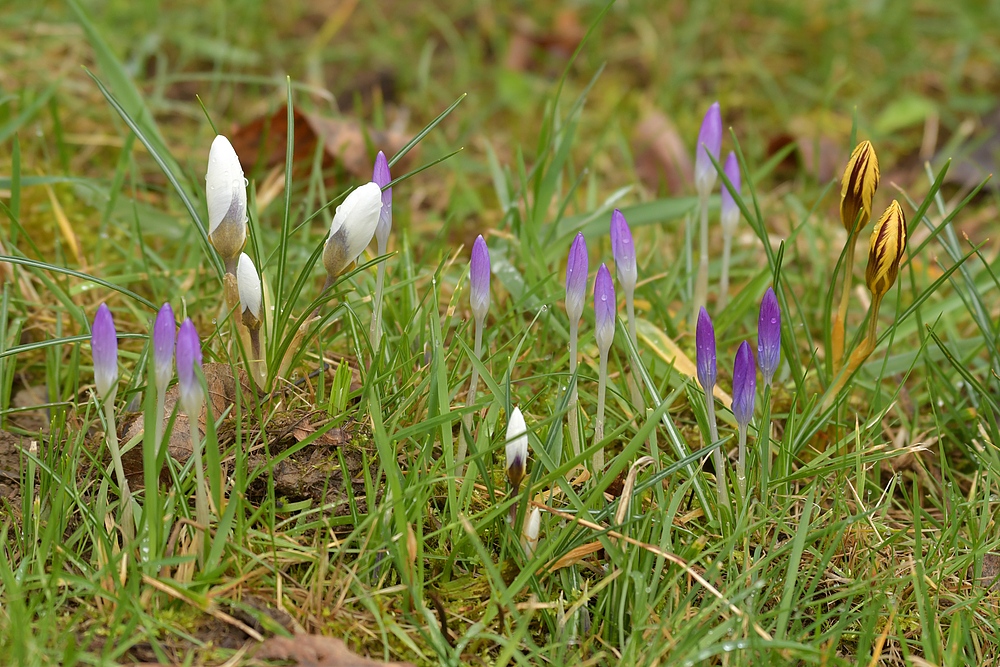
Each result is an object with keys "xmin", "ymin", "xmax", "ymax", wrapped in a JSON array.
[
  {"xmin": 694, "ymin": 101, "xmax": 723, "ymax": 198},
  {"xmin": 91, "ymin": 303, "xmax": 118, "ymax": 400},
  {"xmin": 610, "ymin": 209, "xmax": 636, "ymax": 297},
  {"xmin": 720, "ymin": 151, "xmax": 741, "ymax": 235},
  {"xmin": 757, "ymin": 287, "xmax": 781, "ymax": 387},
  {"xmin": 732, "ymin": 340, "xmax": 757, "ymax": 428},
  {"xmin": 175, "ymin": 318, "xmax": 204, "ymax": 418},
  {"xmin": 565, "ymin": 232, "xmax": 588, "ymax": 325},
  {"xmin": 470, "ymin": 235, "xmax": 491, "ymax": 323},
  {"xmin": 373, "ymin": 151, "xmax": 392, "ymax": 252},
  {"xmin": 695, "ymin": 307, "xmax": 717, "ymax": 391},
  {"xmin": 153, "ymin": 303, "xmax": 175, "ymax": 394},
  {"xmin": 594, "ymin": 264, "xmax": 616, "ymax": 354}
]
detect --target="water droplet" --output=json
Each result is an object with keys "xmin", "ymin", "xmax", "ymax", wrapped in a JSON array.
[
  {"xmin": 211, "ymin": 318, "xmax": 217, "ymax": 325},
  {"xmin": 770, "ymin": 318, "xmax": 777, "ymax": 325},
  {"xmin": 601, "ymin": 295, "xmax": 607, "ymax": 302}
]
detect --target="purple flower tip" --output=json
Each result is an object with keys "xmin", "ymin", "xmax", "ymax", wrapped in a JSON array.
[
  {"xmin": 757, "ymin": 287, "xmax": 781, "ymax": 386},
  {"xmin": 594, "ymin": 263, "xmax": 616, "ymax": 353},
  {"xmin": 373, "ymin": 151, "xmax": 392, "ymax": 249},
  {"xmin": 175, "ymin": 318, "xmax": 204, "ymax": 415},
  {"xmin": 694, "ymin": 101, "xmax": 723, "ymax": 197},
  {"xmin": 695, "ymin": 307, "xmax": 717, "ymax": 390},
  {"xmin": 470, "ymin": 235, "xmax": 491, "ymax": 322},
  {"xmin": 610, "ymin": 209, "xmax": 637, "ymax": 294},
  {"xmin": 732, "ymin": 340, "xmax": 757, "ymax": 428},
  {"xmin": 720, "ymin": 151, "xmax": 741, "ymax": 230},
  {"xmin": 565, "ymin": 232, "xmax": 588, "ymax": 324},
  {"xmin": 91, "ymin": 302, "xmax": 118, "ymax": 399},
  {"xmin": 153, "ymin": 302, "xmax": 176, "ymax": 393}
]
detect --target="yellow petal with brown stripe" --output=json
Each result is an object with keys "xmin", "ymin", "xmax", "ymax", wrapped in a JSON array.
[
  {"xmin": 840, "ymin": 140, "xmax": 880, "ymax": 234},
  {"xmin": 865, "ymin": 200, "xmax": 907, "ymax": 300}
]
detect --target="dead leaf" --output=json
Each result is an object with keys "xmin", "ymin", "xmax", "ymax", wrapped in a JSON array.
[
  {"xmin": 229, "ymin": 107, "xmax": 413, "ymax": 185},
  {"xmin": 980, "ymin": 553, "xmax": 1000, "ymax": 591},
  {"xmin": 633, "ymin": 108, "xmax": 692, "ymax": 194},
  {"xmin": 255, "ymin": 633, "xmax": 415, "ymax": 667},
  {"xmin": 504, "ymin": 10, "xmax": 583, "ymax": 72}
]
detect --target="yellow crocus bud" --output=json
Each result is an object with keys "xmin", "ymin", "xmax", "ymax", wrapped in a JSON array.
[
  {"xmin": 840, "ymin": 140, "xmax": 880, "ymax": 234},
  {"xmin": 865, "ymin": 200, "xmax": 906, "ymax": 301}
]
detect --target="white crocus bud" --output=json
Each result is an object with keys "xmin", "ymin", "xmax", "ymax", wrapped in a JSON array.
[
  {"xmin": 506, "ymin": 406, "xmax": 528, "ymax": 493},
  {"xmin": 237, "ymin": 252, "xmax": 262, "ymax": 328},
  {"xmin": 206, "ymin": 135, "xmax": 248, "ymax": 274},
  {"xmin": 322, "ymin": 182, "xmax": 382, "ymax": 280},
  {"xmin": 522, "ymin": 507, "xmax": 541, "ymax": 558}
]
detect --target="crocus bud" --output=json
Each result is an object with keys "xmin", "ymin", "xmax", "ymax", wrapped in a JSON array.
[
  {"xmin": 506, "ymin": 406, "xmax": 528, "ymax": 492},
  {"xmin": 522, "ymin": 507, "xmax": 541, "ymax": 558},
  {"xmin": 565, "ymin": 232, "xmax": 588, "ymax": 325},
  {"xmin": 91, "ymin": 303, "xmax": 118, "ymax": 400},
  {"xmin": 373, "ymin": 151, "xmax": 392, "ymax": 252},
  {"xmin": 176, "ymin": 318, "xmax": 204, "ymax": 418},
  {"xmin": 153, "ymin": 303, "xmax": 175, "ymax": 395},
  {"xmin": 695, "ymin": 307, "xmax": 717, "ymax": 391},
  {"xmin": 206, "ymin": 135, "xmax": 248, "ymax": 273},
  {"xmin": 840, "ymin": 140, "xmax": 880, "ymax": 234},
  {"xmin": 610, "ymin": 209, "xmax": 637, "ymax": 298},
  {"xmin": 720, "ymin": 151, "xmax": 741, "ymax": 235},
  {"xmin": 594, "ymin": 264, "xmax": 616, "ymax": 354},
  {"xmin": 865, "ymin": 200, "xmax": 906, "ymax": 301},
  {"xmin": 237, "ymin": 252, "xmax": 262, "ymax": 328},
  {"xmin": 757, "ymin": 287, "xmax": 781, "ymax": 387},
  {"xmin": 470, "ymin": 235, "xmax": 491, "ymax": 323},
  {"xmin": 731, "ymin": 341, "xmax": 756, "ymax": 428},
  {"xmin": 322, "ymin": 182, "xmax": 382, "ymax": 279},
  {"xmin": 694, "ymin": 102, "xmax": 722, "ymax": 198}
]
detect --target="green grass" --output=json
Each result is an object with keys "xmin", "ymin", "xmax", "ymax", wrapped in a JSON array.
[{"xmin": 3, "ymin": 0, "xmax": 1000, "ymax": 664}]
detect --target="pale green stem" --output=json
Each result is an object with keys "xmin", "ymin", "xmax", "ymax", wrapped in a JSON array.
[
  {"xmin": 103, "ymin": 396, "xmax": 134, "ymax": 543},
  {"xmin": 567, "ymin": 321, "xmax": 580, "ymax": 460},
  {"xmin": 684, "ymin": 213, "xmax": 693, "ymax": 305},
  {"xmin": 694, "ymin": 192, "xmax": 710, "ymax": 323},
  {"xmin": 705, "ymin": 387, "xmax": 728, "ymax": 509},
  {"xmin": 370, "ymin": 246, "xmax": 387, "ymax": 354},
  {"xmin": 154, "ymin": 387, "xmax": 166, "ymax": 462},
  {"xmin": 190, "ymin": 417, "xmax": 208, "ymax": 568},
  {"xmin": 737, "ymin": 422, "xmax": 748, "ymax": 502},
  {"xmin": 719, "ymin": 233, "xmax": 732, "ymax": 309},
  {"xmin": 594, "ymin": 350, "xmax": 608, "ymax": 474},
  {"xmin": 457, "ymin": 318, "xmax": 483, "ymax": 476},
  {"xmin": 760, "ymin": 384, "xmax": 772, "ymax": 501},
  {"xmin": 624, "ymin": 294, "xmax": 643, "ymax": 410}
]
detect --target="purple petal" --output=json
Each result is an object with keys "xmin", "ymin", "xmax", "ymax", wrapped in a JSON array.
[
  {"xmin": 695, "ymin": 307, "xmax": 717, "ymax": 390},
  {"xmin": 565, "ymin": 233, "xmax": 588, "ymax": 323},
  {"xmin": 91, "ymin": 302, "xmax": 118, "ymax": 399},
  {"xmin": 153, "ymin": 302, "xmax": 175, "ymax": 392},
  {"xmin": 175, "ymin": 318, "xmax": 203, "ymax": 413},
  {"xmin": 594, "ymin": 263, "xmax": 616, "ymax": 352},
  {"xmin": 470, "ymin": 235, "xmax": 491, "ymax": 322},
  {"xmin": 373, "ymin": 151, "xmax": 393, "ymax": 249},
  {"xmin": 720, "ymin": 151, "xmax": 741, "ymax": 227},
  {"xmin": 757, "ymin": 287, "xmax": 781, "ymax": 386},
  {"xmin": 694, "ymin": 101, "xmax": 723, "ymax": 196},
  {"xmin": 732, "ymin": 340, "xmax": 757, "ymax": 427},
  {"xmin": 610, "ymin": 209, "xmax": 637, "ymax": 294}
]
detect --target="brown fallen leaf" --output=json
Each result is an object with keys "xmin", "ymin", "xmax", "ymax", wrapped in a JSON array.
[
  {"xmin": 255, "ymin": 633, "xmax": 415, "ymax": 667},
  {"xmin": 633, "ymin": 107, "xmax": 693, "ymax": 194}
]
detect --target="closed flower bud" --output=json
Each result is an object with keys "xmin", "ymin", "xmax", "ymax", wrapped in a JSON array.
[
  {"xmin": 695, "ymin": 307, "xmax": 717, "ymax": 391},
  {"xmin": 694, "ymin": 102, "xmax": 722, "ymax": 198},
  {"xmin": 839, "ymin": 140, "xmax": 880, "ymax": 234},
  {"xmin": 865, "ymin": 200, "xmax": 906, "ymax": 301},
  {"xmin": 237, "ymin": 252, "xmax": 262, "ymax": 328},
  {"xmin": 470, "ymin": 235, "xmax": 491, "ymax": 323},
  {"xmin": 720, "ymin": 151, "xmax": 741, "ymax": 234},
  {"xmin": 594, "ymin": 264, "xmax": 616, "ymax": 354},
  {"xmin": 372, "ymin": 151, "xmax": 393, "ymax": 252},
  {"xmin": 153, "ymin": 303, "xmax": 175, "ymax": 394},
  {"xmin": 757, "ymin": 287, "xmax": 781, "ymax": 387},
  {"xmin": 731, "ymin": 341, "xmax": 756, "ymax": 428},
  {"xmin": 565, "ymin": 233, "xmax": 588, "ymax": 325},
  {"xmin": 610, "ymin": 209, "xmax": 637, "ymax": 297},
  {"xmin": 322, "ymin": 182, "xmax": 382, "ymax": 279},
  {"xmin": 206, "ymin": 135, "xmax": 248, "ymax": 272},
  {"xmin": 522, "ymin": 507, "xmax": 541, "ymax": 558},
  {"xmin": 176, "ymin": 318, "xmax": 204, "ymax": 418},
  {"xmin": 506, "ymin": 406, "xmax": 528, "ymax": 492},
  {"xmin": 91, "ymin": 303, "xmax": 118, "ymax": 400}
]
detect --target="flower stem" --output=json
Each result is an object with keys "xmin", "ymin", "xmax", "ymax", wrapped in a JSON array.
[
  {"xmin": 190, "ymin": 416, "xmax": 208, "ymax": 568},
  {"xmin": 457, "ymin": 318, "xmax": 483, "ymax": 476},
  {"xmin": 568, "ymin": 321, "xmax": 580, "ymax": 460},
  {"xmin": 103, "ymin": 396, "xmax": 134, "ymax": 544},
  {"xmin": 704, "ymin": 387, "xmax": 728, "ymax": 509},
  {"xmin": 737, "ymin": 423, "xmax": 748, "ymax": 502},
  {"xmin": 594, "ymin": 350, "xmax": 608, "ymax": 474},
  {"xmin": 693, "ymin": 192, "xmax": 710, "ymax": 323},
  {"xmin": 370, "ymin": 246, "xmax": 387, "ymax": 355},
  {"xmin": 823, "ymin": 293, "xmax": 883, "ymax": 410},
  {"xmin": 719, "ymin": 233, "xmax": 732, "ymax": 309},
  {"xmin": 625, "ymin": 295, "xmax": 643, "ymax": 411},
  {"xmin": 759, "ymin": 384, "xmax": 772, "ymax": 501},
  {"xmin": 832, "ymin": 233, "xmax": 858, "ymax": 373}
]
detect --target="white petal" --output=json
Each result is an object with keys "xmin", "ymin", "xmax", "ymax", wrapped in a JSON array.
[
  {"xmin": 328, "ymin": 182, "xmax": 382, "ymax": 263},
  {"xmin": 237, "ymin": 253, "xmax": 262, "ymax": 319},
  {"xmin": 206, "ymin": 135, "xmax": 247, "ymax": 235},
  {"xmin": 505, "ymin": 406, "xmax": 528, "ymax": 468}
]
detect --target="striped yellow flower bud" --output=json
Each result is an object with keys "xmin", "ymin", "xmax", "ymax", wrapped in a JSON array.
[
  {"xmin": 840, "ymin": 140, "xmax": 880, "ymax": 234},
  {"xmin": 865, "ymin": 200, "xmax": 906, "ymax": 300}
]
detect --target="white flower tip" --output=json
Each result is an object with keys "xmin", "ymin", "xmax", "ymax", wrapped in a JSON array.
[
  {"xmin": 237, "ymin": 252, "xmax": 262, "ymax": 319},
  {"xmin": 206, "ymin": 134, "xmax": 247, "ymax": 237}
]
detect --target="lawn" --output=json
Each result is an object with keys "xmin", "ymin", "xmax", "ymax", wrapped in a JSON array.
[{"xmin": 2, "ymin": 0, "xmax": 1000, "ymax": 665}]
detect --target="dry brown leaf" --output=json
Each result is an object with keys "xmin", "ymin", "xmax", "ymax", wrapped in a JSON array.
[
  {"xmin": 545, "ymin": 541, "xmax": 603, "ymax": 571},
  {"xmin": 255, "ymin": 633, "xmax": 415, "ymax": 667},
  {"xmin": 633, "ymin": 108, "xmax": 692, "ymax": 194}
]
